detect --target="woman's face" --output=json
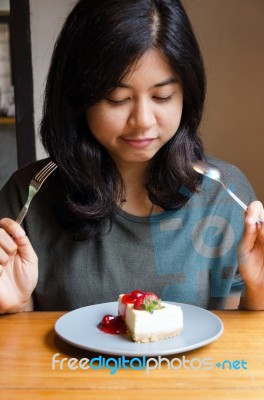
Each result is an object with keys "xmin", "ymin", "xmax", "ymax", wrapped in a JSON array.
[{"xmin": 85, "ymin": 49, "xmax": 183, "ymax": 168}]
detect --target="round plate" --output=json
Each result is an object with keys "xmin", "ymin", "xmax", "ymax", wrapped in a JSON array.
[
  {"xmin": 55, "ymin": 302, "xmax": 224, "ymax": 356},
  {"xmin": 55, "ymin": 302, "xmax": 223, "ymax": 356}
]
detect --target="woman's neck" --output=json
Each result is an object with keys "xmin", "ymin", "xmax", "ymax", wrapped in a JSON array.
[
  {"xmin": 117, "ymin": 160, "xmax": 149, "ymax": 188},
  {"xmin": 116, "ymin": 160, "xmax": 162, "ymax": 216}
]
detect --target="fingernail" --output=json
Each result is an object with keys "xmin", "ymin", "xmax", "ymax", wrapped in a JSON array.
[{"xmin": 15, "ymin": 226, "xmax": 25, "ymax": 238}]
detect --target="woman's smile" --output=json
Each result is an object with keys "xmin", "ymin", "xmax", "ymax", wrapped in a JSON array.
[{"xmin": 121, "ymin": 137, "xmax": 156, "ymax": 149}]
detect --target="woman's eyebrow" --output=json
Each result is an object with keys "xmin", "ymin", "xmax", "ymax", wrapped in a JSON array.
[
  {"xmin": 117, "ymin": 77, "xmax": 178, "ymax": 89},
  {"xmin": 153, "ymin": 77, "xmax": 178, "ymax": 87}
]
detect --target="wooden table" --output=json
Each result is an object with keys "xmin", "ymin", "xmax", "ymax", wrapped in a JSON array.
[{"xmin": 0, "ymin": 310, "xmax": 263, "ymax": 399}]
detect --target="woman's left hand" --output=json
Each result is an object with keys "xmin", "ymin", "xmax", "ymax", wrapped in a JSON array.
[{"xmin": 237, "ymin": 200, "xmax": 264, "ymax": 309}]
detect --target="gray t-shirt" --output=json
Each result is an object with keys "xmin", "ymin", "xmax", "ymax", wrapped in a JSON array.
[{"xmin": 0, "ymin": 156, "xmax": 255, "ymax": 310}]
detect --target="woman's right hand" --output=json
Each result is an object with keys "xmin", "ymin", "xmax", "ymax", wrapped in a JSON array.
[{"xmin": 0, "ymin": 218, "xmax": 38, "ymax": 313}]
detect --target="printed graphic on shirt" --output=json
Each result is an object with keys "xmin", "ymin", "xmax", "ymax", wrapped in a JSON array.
[{"xmin": 150, "ymin": 177, "xmax": 245, "ymax": 303}]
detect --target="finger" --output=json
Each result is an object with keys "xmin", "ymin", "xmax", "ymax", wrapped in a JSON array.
[
  {"xmin": 0, "ymin": 218, "xmax": 25, "ymax": 238},
  {"xmin": 14, "ymin": 231, "xmax": 38, "ymax": 265},
  {"xmin": 0, "ymin": 228, "xmax": 18, "ymax": 256},
  {"xmin": 238, "ymin": 201, "xmax": 264, "ymax": 262},
  {"xmin": 0, "ymin": 246, "xmax": 11, "ymax": 266},
  {"xmin": 245, "ymin": 201, "xmax": 264, "ymax": 239},
  {"xmin": 0, "ymin": 252, "xmax": 9, "ymax": 276},
  {"xmin": 238, "ymin": 221, "xmax": 257, "ymax": 261},
  {"xmin": 246, "ymin": 201, "xmax": 264, "ymax": 226},
  {"xmin": 0, "ymin": 218, "xmax": 37, "ymax": 265},
  {"xmin": 244, "ymin": 201, "xmax": 262, "ymax": 236}
]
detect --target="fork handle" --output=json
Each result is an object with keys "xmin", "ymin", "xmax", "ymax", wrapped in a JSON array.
[
  {"xmin": 16, "ymin": 206, "xmax": 29, "ymax": 225},
  {"xmin": 226, "ymin": 188, "xmax": 262, "ymax": 225},
  {"xmin": 15, "ymin": 184, "xmax": 37, "ymax": 225}
]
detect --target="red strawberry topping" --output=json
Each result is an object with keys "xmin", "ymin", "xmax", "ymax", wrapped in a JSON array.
[
  {"xmin": 133, "ymin": 292, "xmax": 161, "ymax": 313},
  {"xmin": 121, "ymin": 290, "xmax": 145, "ymax": 304},
  {"xmin": 144, "ymin": 291, "xmax": 159, "ymax": 300},
  {"xmin": 134, "ymin": 296, "xmax": 146, "ymax": 310},
  {"xmin": 121, "ymin": 294, "xmax": 135, "ymax": 304},
  {"xmin": 130, "ymin": 290, "xmax": 145, "ymax": 300},
  {"xmin": 98, "ymin": 314, "xmax": 126, "ymax": 334}
]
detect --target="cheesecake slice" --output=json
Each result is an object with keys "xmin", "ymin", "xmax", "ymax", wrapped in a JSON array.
[{"xmin": 118, "ymin": 290, "xmax": 183, "ymax": 343}]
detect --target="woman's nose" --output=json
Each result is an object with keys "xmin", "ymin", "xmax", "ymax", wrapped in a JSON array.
[{"xmin": 127, "ymin": 100, "xmax": 156, "ymax": 130}]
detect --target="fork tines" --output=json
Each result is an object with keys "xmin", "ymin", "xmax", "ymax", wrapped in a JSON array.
[{"xmin": 35, "ymin": 161, "xmax": 58, "ymax": 184}]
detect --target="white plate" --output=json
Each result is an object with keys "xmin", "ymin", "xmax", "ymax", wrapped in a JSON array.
[{"xmin": 55, "ymin": 302, "xmax": 224, "ymax": 356}]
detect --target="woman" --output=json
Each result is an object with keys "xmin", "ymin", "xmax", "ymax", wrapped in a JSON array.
[{"xmin": 0, "ymin": 0, "xmax": 263, "ymax": 313}]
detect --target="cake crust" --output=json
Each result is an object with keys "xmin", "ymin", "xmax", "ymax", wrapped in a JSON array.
[{"xmin": 129, "ymin": 328, "xmax": 182, "ymax": 343}]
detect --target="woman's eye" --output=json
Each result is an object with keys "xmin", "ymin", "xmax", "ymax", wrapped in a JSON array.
[
  {"xmin": 153, "ymin": 95, "xmax": 173, "ymax": 103},
  {"xmin": 106, "ymin": 98, "xmax": 130, "ymax": 105}
]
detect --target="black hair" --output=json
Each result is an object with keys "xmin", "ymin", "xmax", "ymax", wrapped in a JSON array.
[{"xmin": 40, "ymin": 0, "xmax": 206, "ymax": 240}]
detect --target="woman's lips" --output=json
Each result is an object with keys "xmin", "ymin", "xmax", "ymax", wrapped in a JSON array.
[{"xmin": 122, "ymin": 138, "xmax": 155, "ymax": 148}]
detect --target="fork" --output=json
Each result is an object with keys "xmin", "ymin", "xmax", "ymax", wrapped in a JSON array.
[{"xmin": 16, "ymin": 161, "xmax": 58, "ymax": 225}]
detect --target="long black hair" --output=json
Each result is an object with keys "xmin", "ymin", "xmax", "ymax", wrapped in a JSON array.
[{"xmin": 40, "ymin": 0, "xmax": 206, "ymax": 240}]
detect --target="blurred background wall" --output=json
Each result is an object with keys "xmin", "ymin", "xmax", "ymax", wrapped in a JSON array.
[{"xmin": 183, "ymin": 0, "xmax": 264, "ymax": 200}]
